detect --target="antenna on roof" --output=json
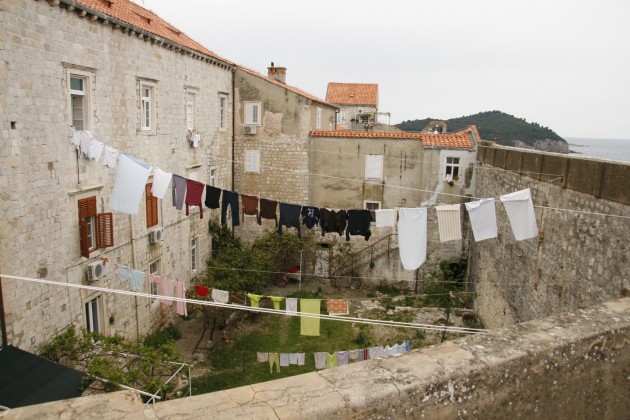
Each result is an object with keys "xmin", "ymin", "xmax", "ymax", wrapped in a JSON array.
[{"xmin": 271, "ymin": 61, "xmax": 274, "ymax": 67}]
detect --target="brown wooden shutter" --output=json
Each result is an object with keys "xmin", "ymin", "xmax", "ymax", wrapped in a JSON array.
[
  {"xmin": 97, "ymin": 213, "xmax": 114, "ymax": 249},
  {"xmin": 146, "ymin": 183, "xmax": 158, "ymax": 228},
  {"xmin": 79, "ymin": 219, "xmax": 90, "ymax": 258},
  {"xmin": 78, "ymin": 196, "xmax": 97, "ymax": 219}
]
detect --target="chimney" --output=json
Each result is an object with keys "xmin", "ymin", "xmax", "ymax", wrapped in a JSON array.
[{"xmin": 267, "ymin": 64, "xmax": 287, "ymax": 84}]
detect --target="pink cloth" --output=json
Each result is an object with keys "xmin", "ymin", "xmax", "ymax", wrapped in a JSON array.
[
  {"xmin": 175, "ymin": 281, "xmax": 188, "ymax": 316},
  {"xmin": 148, "ymin": 274, "xmax": 161, "ymax": 284},
  {"xmin": 160, "ymin": 278, "xmax": 174, "ymax": 306}
]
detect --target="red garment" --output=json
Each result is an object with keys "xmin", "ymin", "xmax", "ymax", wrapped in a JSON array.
[
  {"xmin": 185, "ymin": 179, "xmax": 205, "ymax": 218},
  {"xmin": 195, "ymin": 285, "xmax": 209, "ymax": 297}
]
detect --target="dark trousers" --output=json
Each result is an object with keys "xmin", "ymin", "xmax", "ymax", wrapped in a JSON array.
[{"xmin": 221, "ymin": 190, "xmax": 240, "ymax": 227}]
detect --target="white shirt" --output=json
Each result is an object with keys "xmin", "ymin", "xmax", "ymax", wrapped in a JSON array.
[
  {"xmin": 108, "ymin": 154, "xmax": 152, "ymax": 215},
  {"xmin": 151, "ymin": 167, "xmax": 173, "ymax": 200}
]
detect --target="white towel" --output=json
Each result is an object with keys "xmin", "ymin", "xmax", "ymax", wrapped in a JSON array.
[
  {"xmin": 103, "ymin": 146, "xmax": 119, "ymax": 169},
  {"xmin": 465, "ymin": 198, "xmax": 498, "ymax": 242},
  {"xmin": 211, "ymin": 288, "xmax": 229, "ymax": 303},
  {"xmin": 436, "ymin": 204, "xmax": 462, "ymax": 242},
  {"xmin": 285, "ymin": 298, "xmax": 298, "ymax": 316},
  {"xmin": 88, "ymin": 139, "xmax": 104, "ymax": 161},
  {"xmin": 500, "ymin": 188, "xmax": 538, "ymax": 240},
  {"xmin": 151, "ymin": 167, "xmax": 173, "ymax": 200},
  {"xmin": 108, "ymin": 154, "xmax": 152, "ymax": 215},
  {"xmin": 374, "ymin": 209, "xmax": 395, "ymax": 227},
  {"xmin": 397, "ymin": 208, "xmax": 427, "ymax": 270}
]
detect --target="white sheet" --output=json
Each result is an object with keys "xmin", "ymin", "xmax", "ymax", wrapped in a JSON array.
[
  {"xmin": 500, "ymin": 188, "xmax": 538, "ymax": 240},
  {"xmin": 397, "ymin": 207, "xmax": 427, "ymax": 270},
  {"xmin": 108, "ymin": 154, "xmax": 152, "ymax": 215},
  {"xmin": 465, "ymin": 198, "xmax": 497, "ymax": 242}
]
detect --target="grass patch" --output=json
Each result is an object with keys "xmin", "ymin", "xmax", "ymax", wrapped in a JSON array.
[{"xmin": 193, "ymin": 311, "xmax": 357, "ymax": 394}]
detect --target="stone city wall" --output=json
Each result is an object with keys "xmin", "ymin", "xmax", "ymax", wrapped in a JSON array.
[{"xmin": 471, "ymin": 144, "xmax": 630, "ymax": 328}]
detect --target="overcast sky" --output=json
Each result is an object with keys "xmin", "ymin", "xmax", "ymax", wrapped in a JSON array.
[{"xmin": 139, "ymin": 0, "xmax": 629, "ymax": 140}]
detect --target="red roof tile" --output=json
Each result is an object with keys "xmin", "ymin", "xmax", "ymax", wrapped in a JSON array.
[
  {"xmin": 237, "ymin": 66, "xmax": 335, "ymax": 108},
  {"xmin": 75, "ymin": 0, "xmax": 233, "ymax": 65},
  {"xmin": 310, "ymin": 126, "xmax": 478, "ymax": 150},
  {"xmin": 326, "ymin": 83, "xmax": 378, "ymax": 106}
]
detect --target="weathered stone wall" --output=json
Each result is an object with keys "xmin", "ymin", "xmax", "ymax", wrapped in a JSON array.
[
  {"xmin": 471, "ymin": 144, "xmax": 630, "ymax": 328},
  {"xmin": 233, "ymin": 68, "xmax": 336, "ymax": 243},
  {"xmin": 8, "ymin": 297, "xmax": 630, "ymax": 418},
  {"xmin": 0, "ymin": 0, "xmax": 233, "ymax": 351}
]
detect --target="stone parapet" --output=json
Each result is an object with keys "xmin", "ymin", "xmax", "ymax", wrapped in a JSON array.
[{"xmin": 6, "ymin": 297, "xmax": 629, "ymax": 418}]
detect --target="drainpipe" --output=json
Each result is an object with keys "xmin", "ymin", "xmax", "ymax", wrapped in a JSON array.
[
  {"xmin": 0, "ymin": 277, "xmax": 8, "ymax": 347},
  {"xmin": 231, "ymin": 68, "xmax": 236, "ymax": 192}
]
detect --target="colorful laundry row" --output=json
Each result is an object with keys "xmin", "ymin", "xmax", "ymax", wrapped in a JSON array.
[
  {"xmin": 70, "ymin": 130, "xmax": 539, "ymax": 255},
  {"xmin": 258, "ymin": 341, "xmax": 411, "ymax": 373},
  {"xmin": 116, "ymin": 265, "xmax": 187, "ymax": 316}
]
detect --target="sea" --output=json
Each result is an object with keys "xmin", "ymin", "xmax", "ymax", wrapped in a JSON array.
[{"xmin": 565, "ymin": 137, "xmax": 630, "ymax": 163}]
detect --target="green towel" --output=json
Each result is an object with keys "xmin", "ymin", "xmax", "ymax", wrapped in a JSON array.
[{"xmin": 300, "ymin": 299, "xmax": 321, "ymax": 336}]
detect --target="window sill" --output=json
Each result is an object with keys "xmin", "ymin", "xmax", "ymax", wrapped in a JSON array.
[{"xmin": 68, "ymin": 184, "xmax": 104, "ymax": 196}]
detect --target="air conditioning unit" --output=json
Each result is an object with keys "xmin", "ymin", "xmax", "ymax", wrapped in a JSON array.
[
  {"xmin": 87, "ymin": 261, "xmax": 105, "ymax": 281},
  {"xmin": 243, "ymin": 125, "xmax": 257, "ymax": 135},
  {"xmin": 150, "ymin": 228, "xmax": 164, "ymax": 243}
]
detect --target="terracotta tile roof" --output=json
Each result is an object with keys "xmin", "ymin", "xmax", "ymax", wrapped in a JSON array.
[
  {"xmin": 326, "ymin": 83, "xmax": 378, "ymax": 106},
  {"xmin": 237, "ymin": 66, "xmax": 336, "ymax": 108},
  {"xmin": 310, "ymin": 126, "xmax": 478, "ymax": 150},
  {"xmin": 75, "ymin": 0, "xmax": 233, "ymax": 65}
]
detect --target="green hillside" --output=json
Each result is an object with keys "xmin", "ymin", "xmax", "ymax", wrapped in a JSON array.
[{"xmin": 396, "ymin": 111, "xmax": 566, "ymax": 147}]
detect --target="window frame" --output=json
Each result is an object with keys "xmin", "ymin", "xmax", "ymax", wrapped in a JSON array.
[
  {"xmin": 316, "ymin": 107, "xmax": 322, "ymax": 129},
  {"xmin": 145, "ymin": 183, "xmax": 159, "ymax": 228},
  {"xmin": 445, "ymin": 156, "xmax": 461, "ymax": 180},
  {"xmin": 149, "ymin": 260, "xmax": 160, "ymax": 303},
  {"xmin": 191, "ymin": 238, "xmax": 198, "ymax": 272},
  {"xmin": 218, "ymin": 94, "xmax": 227, "ymax": 131},
  {"xmin": 244, "ymin": 101, "xmax": 261, "ymax": 126},
  {"xmin": 85, "ymin": 295, "xmax": 102, "ymax": 334},
  {"xmin": 365, "ymin": 155, "xmax": 384, "ymax": 181},
  {"xmin": 244, "ymin": 150, "xmax": 261, "ymax": 174},
  {"xmin": 209, "ymin": 167, "xmax": 217, "ymax": 187},
  {"xmin": 139, "ymin": 80, "xmax": 156, "ymax": 132},
  {"xmin": 336, "ymin": 110, "xmax": 346, "ymax": 124},
  {"xmin": 67, "ymin": 68, "xmax": 94, "ymax": 131},
  {"xmin": 78, "ymin": 196, "xmax": 114, "ymax": 258},
  {"xmin": 186, "ymin": 90, "xmax": 197, "ymax": 131}
]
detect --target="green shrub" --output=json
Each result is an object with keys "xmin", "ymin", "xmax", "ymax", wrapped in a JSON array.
[{"xmin": 143, "ymin": 323, "xmax": 181, "ymax": 348}]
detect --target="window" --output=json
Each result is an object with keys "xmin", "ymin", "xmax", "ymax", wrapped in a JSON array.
[
  {"xmin": 140, "ymin": 83, "xmax": 154, "ymax": 131},
  {"xmin": 445, "ymin": 157, "xmax": 460, "ymax": 180},
  {"xmin": 69, "ymin": 74, "xmax": 90, "ymax": 131},
  {"xmin": 209, "ymin": 168, "xmax": 217, "ymax": 187},
  {"xmin": 316, "ymin": 107, "xmax": 322, "ymax": 129},
  {"xmin": 219, "ymin": 95, "xmax": 227, "ymax": 130},
  {"xmin": 245, "ymin": 101, "xmax": 261, "ymax": 125},
  {"xmin": 149, "ymin": 260, "xmax": 160, "ymax": 302},
  {"xmin": 145, "ymin": 183, "xmax": 158, "ymax": 228},
  {"xmin": 336, "ymin": 110, "xmax": 346, "ymax": 123},
  {"xmin": 186, "ymin": 91, "xmax": 196, "ymax": 130},
  {"xmin": 364, "ymin": 201, "xmax": 381, "ymax": 211},
  {"xmin": 85, "ymin": 296, "xmax": 102, "ymax": 334},
  {"xmin": 245, "ymin": 150, "xmax": 260, "ymax": 173},
  {"xmin": 365, "ymin": 155, "xmax": 383, "ymax": 180},
  {"xmin": 78, "ymin": 196, "xmax": 114, "ymax": 258},
  {"xmin": 191, "ymin": 238, "xmax": 198, "ymax": 272}
]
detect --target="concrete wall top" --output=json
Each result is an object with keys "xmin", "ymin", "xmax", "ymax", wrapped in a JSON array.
[
  {"xmin": 477, "ymin": 144, "xmax": 630, "ymax": 205},
  {"xmin": 8, "ymin": 297, "xmax": 630, "ymax": 419}
]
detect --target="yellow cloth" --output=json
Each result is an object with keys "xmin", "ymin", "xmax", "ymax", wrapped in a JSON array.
[
  {"xmin": 269, "ymin": 296, "xmax": 283, "ymax": 310},
  {"xmin": 326, "ymin": 352, "xmax": 338, "ymax": 369},
  {"xmin": 247, "ymin": 293, "xmax": 263, "ymax": 308},
  {"xmin": 300, "ymin": 299, "xmax": 321, "ymax": 336},
  {"xmin": 268, "ymin": 352, "xmax": 280, "ymax": 373}
]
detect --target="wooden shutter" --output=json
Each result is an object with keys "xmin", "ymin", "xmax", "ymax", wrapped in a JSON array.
[
  {"xmin": 97, "ymin": 213, "xmax": 114, "ymax": 249},
  {"xmin": 79, "ymin": 219, "xmax": 90, "ymax": 258},
  {"xmin": 78, "ymin": 196, "xmax": 97, "ymax": 219},
  {"xmin": 146, "ymin": 183, "xmax": 158, "ymax": 228}
]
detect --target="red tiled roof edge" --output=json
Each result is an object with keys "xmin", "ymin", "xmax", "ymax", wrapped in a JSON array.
[
  {"xmin": 69, "ymin": 0, "xmax": 234, "ymax": 67},
  {"xmin": 310, "ymin": 126, "xmax": 478, "ymax": 150},
  {"xmin": 237, "ymin": 66, "xmax": 336, "ymax": 108}
]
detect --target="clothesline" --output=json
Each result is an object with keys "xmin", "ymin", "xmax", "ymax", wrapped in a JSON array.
[
  {"xmin": 0, "ymin": 274, "xmax": 486, "ymax": 334},
  {"xmin": 73, "ymin": 130, "xmax": 630, "ymax": 221}
]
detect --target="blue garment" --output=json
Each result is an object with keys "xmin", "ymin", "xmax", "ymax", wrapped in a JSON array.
[{"xmin": 118, "ymin": 266, "xmax": 145, "ymax": 291}]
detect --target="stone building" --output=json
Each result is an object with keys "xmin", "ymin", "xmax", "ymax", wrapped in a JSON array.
[
  {"xmin": 326, "ymin": 82, "xmax": 384, "ymax": 130},
  {"xmin": 308, "ymin": 126, "xmax": 479, "ymax": 283},
  {"xmin": 233, "ymin": 65, "xmax": 337, "ymax": 240},
  {"xmin": 0, "ymin": 0, "xmax": 234, "ymax": 351}
]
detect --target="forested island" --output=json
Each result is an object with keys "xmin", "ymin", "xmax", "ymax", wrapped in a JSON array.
[{"xmin": 397, "ymin": 110, "xmax": 568, "ymax": 153}]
